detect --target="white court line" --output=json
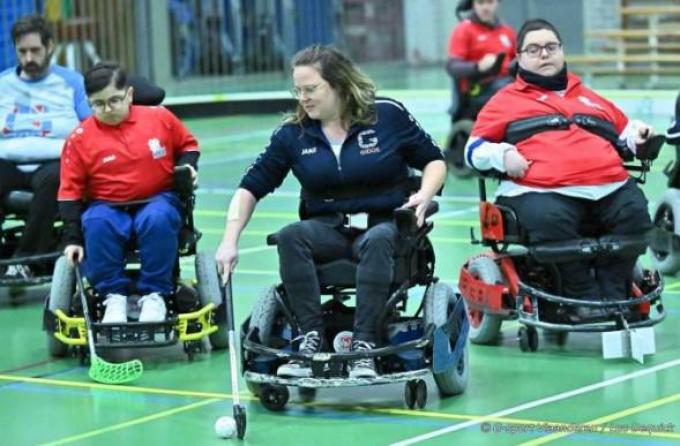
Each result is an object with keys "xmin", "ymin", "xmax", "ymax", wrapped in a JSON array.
[
  {"xmin": 390, "ymin": 357, "xmax": 680, "ymax": 446},
  {"xmin": 236, "ymin": 245, "xmax": 274, "ymax": 255}
]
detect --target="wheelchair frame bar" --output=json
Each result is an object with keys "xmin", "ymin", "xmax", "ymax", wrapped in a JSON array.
[
  {"xmin": 242, "ymin": 324, "xmax": 434, "ymax": 364},
  {"xmin": 243, "ymin": 369, "xmax": 431, "ymax": 388}
]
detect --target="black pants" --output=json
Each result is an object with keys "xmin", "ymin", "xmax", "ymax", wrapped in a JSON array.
[
  {"xmin": 277, "ymin": 214, "xmax": 398, "ymax": 344},
  {"xmin": 496, "ymin": 179, "xmax": 652, "ymax": 300},
  {"xmin": 0, "ymin": 159, "xmax": 60, "ymax": 256}
]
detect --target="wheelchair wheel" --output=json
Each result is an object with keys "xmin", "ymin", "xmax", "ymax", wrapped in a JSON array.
[
  {"xmin": 465, "ymin": 257, "xmax": 503, "ymax": 345},
  {"xmin": 195, "ymin": 251, "xmax": 228, "ymax": 349},
  {"xmin": 444, "ymin": 119, "xmax": 474, "ymax": 178},
  {"xmin": 651, "ymin": 189, "xmax": 680, "ymax": 274},
  {"xmin": 249, "ymin": 286, "xmax": 281, "ymax": 346},
  {"xmin": 424, "ymin": 282, "xmax": 469, "ymax": 396},
  {"xmin": 46, "ymin": 256, "xmax": 75, "ymax": 358}
]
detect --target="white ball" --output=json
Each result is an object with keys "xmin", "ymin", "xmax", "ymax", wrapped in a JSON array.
[{"xmin": 214, "ymin": 416, "xmax": 236, "ymax": 439}]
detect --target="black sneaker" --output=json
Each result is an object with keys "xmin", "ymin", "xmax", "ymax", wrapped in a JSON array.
[
  {"xmin": 349, "ymin": 340, "xmax": 377, "ymax": 379},
  {"xmin": 277, "ymin": 330, "xmax": 322, "ymax": 378}
]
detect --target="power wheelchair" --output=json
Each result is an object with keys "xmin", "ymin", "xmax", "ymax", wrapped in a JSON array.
[
  {"xmin": 0, "ymin": 161, "xmax": 62, "ymax": 296},
  {"xmin": 42, "ymin": 166, "xmax": 227, "ymax": 362},
  {"xmin": 650, "ymin": 129, "xmax": 680, "ymax": 274},
  {"xmin": 444, "ymin": 54, "xmax": 511, "ymax": 178},
  {"xmin": 458, "ymin": 115, "xmax": 667, "ymax": 352},
  {"xmin": 239, "ymin": 199, "xmax": 469, "ymax": 412}
]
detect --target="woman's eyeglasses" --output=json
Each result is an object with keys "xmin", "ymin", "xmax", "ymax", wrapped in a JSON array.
[{"xmin": 290, "ymin": 83, "xmax": 324, "ymax": 99}]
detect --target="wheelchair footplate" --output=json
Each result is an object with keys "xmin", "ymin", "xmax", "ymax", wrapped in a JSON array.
[
  {"xmin": 49, "ymin": 302, "xmax": 220, "ymax": 349},
  {"xmin": 0, "ymin": 252, "xmax": 62, "ymax": 287},
  {"xmin": 515, "ymin": 278, "xmax": 666, "ymax": 333},
  {"xmin": 244, "ymin": 368, "xmax": 430, "ymax": 388}
]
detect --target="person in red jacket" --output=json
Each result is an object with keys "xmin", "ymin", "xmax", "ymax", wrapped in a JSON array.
[
  {"xmin": 446, "ymin": 0, "xmax": 516, "ymax": 120},
  {"xmin": 59, "ymin": 61, "xmax": 199, "ymax": 324},
  {"xmin": 464, "ymin": 19, "xmax": 655, "ymax": 313}
]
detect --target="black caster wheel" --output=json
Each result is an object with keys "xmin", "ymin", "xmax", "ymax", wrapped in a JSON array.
[
  {"xmin": 518, "ymin": 327, "xmax": 539, "ymax": 352},
  {"xmin": 260, "ymin": 385, "xmax": 289, "ymax": 412},
  {"xmin": 183, "ymin": 341, "xmax": 198, "ymax": 361},
  {"xmin": 233, "ymin": 404, "xmax": 247, "ymax": 439},
  {"xmin": 298, "ymin": 387, "xmax": 317, "ymax": 403},
  {"xmin": 404, "ymin": 380, "xmax": 416, "ymax": 409},
  {"xmin": 415, "ymin": 379, "xmax": 427, "ymax": 409},
  {"xmin": 8, "ymin": 287, "xmax": 24, "ymax": 306}
]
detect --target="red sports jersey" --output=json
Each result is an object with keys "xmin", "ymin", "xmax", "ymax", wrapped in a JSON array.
[
  {"xmin": 447, "ymin": 19, "xmax": 516, "ymax": 91},
  {"xmin": 471, "ymin": 72, "xmax": 630, "ymax": 188},
  {"xmin": 59, "ymin": 105, "xmax": 199, "ymax": 202}
]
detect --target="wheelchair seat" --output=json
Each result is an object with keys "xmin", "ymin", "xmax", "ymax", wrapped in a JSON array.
[{"xmin": 266, "ymin": 204, "xmax": 438, "ymax": 291}]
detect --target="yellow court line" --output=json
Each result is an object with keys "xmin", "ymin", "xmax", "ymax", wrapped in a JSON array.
[
  {"xmin": 39, "ymin": 398, "xmax": 221, "ymax": 446},
  {"xmin": 0, "ymin": 374, "xmax": 253, "ymax": 401},
  {"xmin": 662, "ymin": 280, "xmax": 680, "ymax": 291},
  {"xmin": 518, "ymin": 391, "xmax": 680, "ymax": 445},
  {"xmin": 1, "ymin": 374, "xmax": 677, "ymax": 442}
]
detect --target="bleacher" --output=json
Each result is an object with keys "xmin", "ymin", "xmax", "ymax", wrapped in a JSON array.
[{"xmin": 570, "ymin": 1, "xmax": 680, "ymax": 85}]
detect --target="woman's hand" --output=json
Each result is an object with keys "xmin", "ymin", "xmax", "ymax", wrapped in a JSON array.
[
  {"xmin": 504, "ymin": 149, "xmax": 531, "ymax": 178},
  {"xmin": 64, "ymin": 244, "xmax": 84, "ymax": 267},
  {"xmin": 215, "ymin": 239, "xmax": 239, "ymax": 284},
  {"xmin": 401, "ymin": 190, "xmax": 432, "ymax": 227}
]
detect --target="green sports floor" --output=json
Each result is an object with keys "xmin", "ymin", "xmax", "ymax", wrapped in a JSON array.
[{"xmin": 1, "ymin": 90, "xmax": 679, "ymax": 446}]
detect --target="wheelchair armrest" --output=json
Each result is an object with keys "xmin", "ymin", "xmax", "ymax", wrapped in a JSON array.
[
  {"xmin": 636, "ymin": 134, "xmax": 665, "ymax": 161},
  {"xmin": 173, "ymin": 165, "xmax": 195, "ymax": 197},
  {"xmin": 393, "ymin": 202, "xmax": 438, "ymax": 235},
  {"xmin": 266, "ymin": 233, "xmax": 279, "ymax": 246}
]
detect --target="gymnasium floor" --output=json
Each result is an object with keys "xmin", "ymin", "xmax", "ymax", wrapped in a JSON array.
[{"xmin": 1, "ymin": 91, "xmax": 679, "ymax": 446}]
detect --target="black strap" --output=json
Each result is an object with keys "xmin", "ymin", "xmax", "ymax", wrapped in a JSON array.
[{"xmin": 505, "ymin": 113, "xmax": 627, "ymax": 156}]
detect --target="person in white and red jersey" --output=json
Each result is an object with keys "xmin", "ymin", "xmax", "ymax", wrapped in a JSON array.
[
  {"xmin": 446, "ymin": 0, "xmax": 516, "ymax": 120},
  {"xmin": 464, "ymin": 18, "xmax": 656, "ymax": 313},
  {"xmin": 58, "ymin": 62, "xmax": 199, "ymax": 324}
]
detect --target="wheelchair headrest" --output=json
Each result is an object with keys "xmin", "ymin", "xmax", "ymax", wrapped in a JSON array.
[{"xmin": 2, "ymin": 190, "xmax": 34, "ymax": 214}]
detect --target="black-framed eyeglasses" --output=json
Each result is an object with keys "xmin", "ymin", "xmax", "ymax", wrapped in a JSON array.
[
  {"xmin": 518, "ymin": 42, "xmax": 562, "ymax": 58},
  {"xmin": 89, "ymin": 91, "xmax": 129, "ymax": 111}
]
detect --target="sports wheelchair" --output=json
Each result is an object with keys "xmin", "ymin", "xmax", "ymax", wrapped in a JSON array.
[
  {"xmin": 239, "ymin": 204, "xmax": 469, "ymax": 412},
  {"xmin": 458, "ymin": 119, "xmax": 667, "ymax": 352},
  {"xmin": 0, "ymin": 161, "xmax": 63, "ymax": 296},
  {"xmin": 43, "ymin": 166, "xmax": 227, "ymax": 362},
  {"xmin": 444, "ymin": 54, "xmax": 511, "ymax": 178},
  {"xmin": 650, "ymin": 132, "xmax": 680, "ymax": 273}
]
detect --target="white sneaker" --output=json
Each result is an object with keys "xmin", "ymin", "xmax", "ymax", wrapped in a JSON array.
[
  {"xmin": 277, "ymin": 331, "xmax": 322, "ymax": 378},
  {"xmin": 349, "ymin": 340, "xmax": 378, "ymax": 379},
  {"xmin": 138, "ymin": 292, "xmax": 167, "ymax": 322},
  {"xmin": 102, "ymin": 293, "xmax": 128, "ymax": 323},
  {"xmin": 4, "ymin": 264, "xmax": 33, "ymax": 279}
]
